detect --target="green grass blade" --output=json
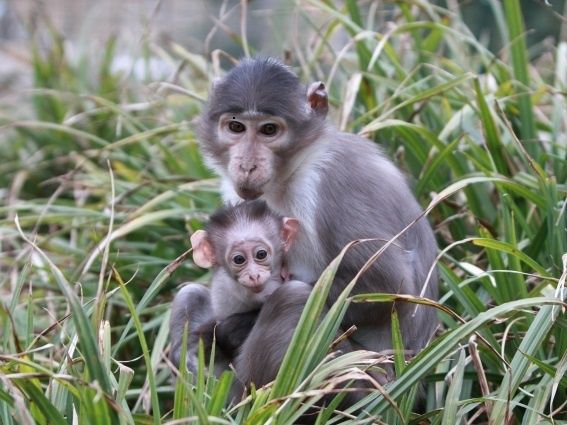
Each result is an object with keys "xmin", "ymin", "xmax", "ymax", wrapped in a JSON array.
[
  {"xmin": 14, "ymin": 220, "xmax": 116, "ymax": 412},
  {"xmin": 114, "ymin": 269, "xmax": 161, "ymax": 425},
  {"xmin": 490, "ymin": 254, "xmax": 567, "ymax": 422},
  {"xmin": 441, "ymin": 349, "xmax": 466, "ymax": 425},
  {"xmin": 365, "ymin": 296, "xmax": 564, "ymax": 416},
  {"xmin": 15, "ymin": 379, "xmax": 66, "ymax": 425},
  {"xmin": 472, "ymin": 238, "xmax": 550, "ymax": 277},
  {"xmin": 502, "ymin": 0, "xmax": 537, "ymax": 154},
  {"xmin": 473, "ymin": 78, "xmax": 508, "ymax": 174},
  {"xmin": 172, "ymin": 324, "xmax": 190, "ymax": 420},
  {"xmin": 270, "ymin": 242, "xmax": 356, "ymax": 398}
]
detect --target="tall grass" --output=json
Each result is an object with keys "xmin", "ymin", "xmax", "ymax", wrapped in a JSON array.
[{"xmin": 1, "ymin": 1, "xmax": 566, "ymax": 424}]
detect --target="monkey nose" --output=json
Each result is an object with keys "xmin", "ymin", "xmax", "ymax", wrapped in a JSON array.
[
  {"xmin": 247, "ymin": 274, "xmax": 264, "ymax": 288},
  {"xmin": 249, "ymin": 274, "xmax": 261, "ymax": 284},
  {"xmin": 239, "ymin": 163, "xmax": 257, "ymax": 175}
]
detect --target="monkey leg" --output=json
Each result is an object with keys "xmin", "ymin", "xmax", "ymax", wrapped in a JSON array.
[
  {"xmin": 169, "ymin": 283, "xmax": 217, "ymax": 374},
  {"xmin": 232, "ymin": 280, "xmax": 386, "ymax": 421}
]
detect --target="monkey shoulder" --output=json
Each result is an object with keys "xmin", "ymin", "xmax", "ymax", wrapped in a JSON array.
[
  {"xmin": 320, "ymin": 134, "xmax": 418, "ymax": 209},
  {"xmin": 170, "ymin": 283, "xmax": 212, "ymax": 326},
  {"xmin": 328, "ymin": 132, "xmax": 402, "ymax": 179},
  {"xmin": 308, "ymin": 132, "xmax": 432, "ymax": 257}
]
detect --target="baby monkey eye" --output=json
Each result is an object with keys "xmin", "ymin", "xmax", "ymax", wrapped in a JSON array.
[
  {"xmin": 255, "ymin": 249, "xmax": 268, "ymax": 260},
  {"xmin": 232, "ymin": 254, "xmax": 246, "ymax": 265},
  {"xmin": 228, "ymin": 120, "xmax": 246, "ymax": 133},
  {"xmin": 260, "ymin": 123, "xmax": 278, "ymax": 136}
]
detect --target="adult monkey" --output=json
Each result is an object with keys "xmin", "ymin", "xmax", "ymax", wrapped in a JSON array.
[{"xmin": 196, "ymin": 58, "xmax": 438, "ymax": 372}]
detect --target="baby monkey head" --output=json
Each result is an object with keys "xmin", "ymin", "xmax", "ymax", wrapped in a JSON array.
[{"xmin": 190, "ymin": 200, "xmax": 299, "ymax": 293}]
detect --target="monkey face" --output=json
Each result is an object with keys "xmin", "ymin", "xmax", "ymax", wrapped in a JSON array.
[
  {"xmin": 197, "ymin": 59, "xmax": 325, "ymax": 201},
  {"xmin": 226, "ymin": 239, "xmax": 277, "ymax": 295},
  {"xmin": 216, "ymin": 113, "xmax": 290, "ymax": 200}
]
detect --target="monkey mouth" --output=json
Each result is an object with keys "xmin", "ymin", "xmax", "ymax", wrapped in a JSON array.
[
  {"xmin": 248, "ymin": 285, "xmax": 263, "ymax": 294},
  {"xmin": 239, "ymin": 278, "xmax": 266, "ymax": 293},
  {"xmin": 237, "ymin": 186, "xmax": 263, "ymax": 200}
]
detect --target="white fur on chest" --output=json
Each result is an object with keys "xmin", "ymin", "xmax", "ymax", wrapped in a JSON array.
[
  {"xmin": 210, "ymin": 269, "xmax": 281, "ymax": 320},
  {"xmin": 267, "ymin": 141, "xmax": 333, "ymax": 282},
  {"xmin": 264, "ymin": 174, "xmax": 321, "ymax": 282},
  {"xmin": 219, "ymin": 138, "xmax": 333, "ymax": 284}
]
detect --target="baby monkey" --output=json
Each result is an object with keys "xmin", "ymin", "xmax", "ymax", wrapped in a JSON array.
[
  {"xmin": 170, "ymin": 200, "xmax": 300, "ymax": 373},
  {"xmin": 192, "ymin": 199, "xmax": 299, "ymax": 319}
]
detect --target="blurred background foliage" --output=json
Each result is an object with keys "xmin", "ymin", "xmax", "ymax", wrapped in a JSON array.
[{"xmin": 0, "ymin": 0, "xmax": 566, "ymax": 424}]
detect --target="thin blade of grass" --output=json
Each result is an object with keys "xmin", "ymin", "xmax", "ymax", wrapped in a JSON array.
[
  {"xmin": 503, "ymin": 0, "xmax": 537, "ymax": 153},
  {"xmin": 490, "ymin": 254, "xmax": 567, "ymax": 422},
  {"xmin": 113, "ymin": 268, "xmax": 161, "ymax": 425},
  {"xmin": 365, "ymin": 296, "xmax": 565, "ymax": 416},
  {"xmin": 14, "ymin": 218, "xmax": 115, "ymax": 403},
  {"xmin": 270, "ymin": 241, "xmax": 358, "ymax": 398},
  {"xmin": 441, "ymin": 349, "xmax": 466, "ymax": 425},
  {"xmin": 15, "ymin": 379, "xmax": 67, "ymax": 425}
]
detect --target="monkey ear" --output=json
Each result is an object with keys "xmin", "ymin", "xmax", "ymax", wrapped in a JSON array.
[
  {"xmin": 211, "ymin": 77, "xmax": 222, "ymax": 89},
  {"xmin": 190, "ymin": 230, "xmax": 215, "ymax": 268},
  {"xmin": 307, "ymin": 81, "xmax": 328, "ymax": 116},
  {"xmin": 282, "ymin": 218, "xmax": 300, "ymax": 252}
]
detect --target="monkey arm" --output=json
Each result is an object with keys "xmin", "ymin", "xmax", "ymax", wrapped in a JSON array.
[
  {"xmin": 215, "ymin": 309, "xmax": 260, "ymax": 359},
  {"xmin": 169, "ymin": 284, "xmax": 215, "ymax": 373},
  {"xmin": 234, "ymin": 280, "xmax": 312, "ymax": 387}
]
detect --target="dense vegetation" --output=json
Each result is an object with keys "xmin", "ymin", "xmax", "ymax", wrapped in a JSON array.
[{"xmin": 0, "ymin": 0, "xmax": 565, "ymax": 424}]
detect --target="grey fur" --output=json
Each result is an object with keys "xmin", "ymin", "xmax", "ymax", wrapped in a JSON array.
[
  {"xmin": 234, "ymin": 280, "xmax": 312, "ymax": 386},
  {"xmin": 233, "ymin": 281, "xmax": 375, "ymax": 414},
  {"xmin": 312, "ymin": 133, "xmax": 438, "ymax": 350},
  {"xmin": 169, "ymin": 283, "xmax": 230, "ymax": 375},
  {"xmin": 206, "ymin": 201, "xmax": 289, "ymax": 319},
  {"xmin": 198, "ymin": 58, "xmax": 439, "ymax": 357},
  {"xmin": 169, "ymin": 201, "xmax": 294, "ymax": 374}
]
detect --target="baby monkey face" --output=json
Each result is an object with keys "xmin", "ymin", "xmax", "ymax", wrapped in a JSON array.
[{"xmin": 226, "ymin": 238, "xmax": 275, "ymax": 293}]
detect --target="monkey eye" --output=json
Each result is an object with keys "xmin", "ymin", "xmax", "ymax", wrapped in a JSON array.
[
  {"xmin": 255, "ymin": 249, "xmax": 268, "ymax": 260},
  {"xmin": 232, "ymin": 254, "xmax": 246, "ymax": 265},
  {"xmin": 260, "ymin": 123, "xmax": 278, "ymax": 136},
  {"xmin": 228, "ymin": 120, "xmax": 245, "ymax": 133}
]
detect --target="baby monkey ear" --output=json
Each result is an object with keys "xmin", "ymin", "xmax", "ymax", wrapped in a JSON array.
[
  {"xmin": 281, "ymin": 218, "xmax": 300, "ymax": 252},
  {"xmin": 190, "ymin": 230, "xmax": 215, "ymax": 268}
]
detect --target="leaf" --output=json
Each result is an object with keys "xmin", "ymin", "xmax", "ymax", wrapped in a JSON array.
[{"xmin": 441, "ymin": 349, "xmax": 467, "ymax": 425}]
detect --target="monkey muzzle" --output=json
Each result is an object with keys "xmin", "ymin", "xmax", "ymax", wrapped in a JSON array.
[
  {"xmin": 232, "ymin": 160, "xmax": 271, "ymax": 199},
  {"xmin": 238, "ymin": 281, "xmax": 265, "ymax": 294},
  {"xmin": 246, "ymin": 285, "xmax": 264, "ymax": 294},
  {"xmin": 239, "ymin": 276, "xmax": 269, "ymax": 294},
  {"xmin": 237, "ymin": 185, "xmax": 263, "ymax": 200}
]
